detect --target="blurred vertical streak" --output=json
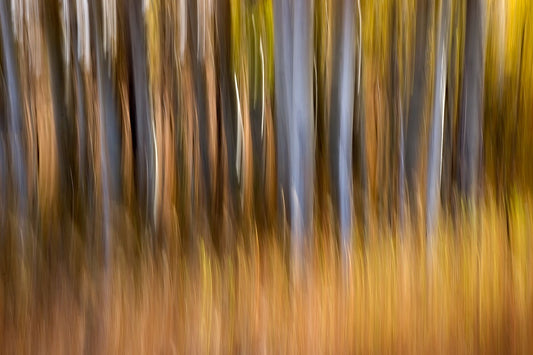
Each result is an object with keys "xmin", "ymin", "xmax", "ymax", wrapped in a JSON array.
[
  {"xmin": 73, "ymin": 0, "xmax": 93, "ymax": 239},
  {"xmin": 73, "ymin": 8, "xmax": 89, "ymax": 224},
  {"xmin": 290, "ymin": 0, "xmax": 314, "ymax": 264},
  {"xmin": 457, "ymin": 0, "xmax": 484, "ymax": 200},
  {"xmin": 313, "ymin": 0, "xmax": 329, "ymax": 233},
  {"xmin": 215, "ymin": 0, "xmax": 239, "ymax": 252},
  {"xmin": 60, "ymin": 0, "xmax": 70, "ymax": 95},
  {"xmin": 441, "ymin": 0, "xmax": 462, "ymax": 215},
  {"xmin": 426, "ymin": 0, "xmax": 450, "ymax": 243},
  {"xmin": 127, "ymin": 0, "xmax": 156, "ymax": 234},
  {"xmin": 188, "ymin": 0, "xmax": 215, "ymax": 236},
  {"xmin": 230, "ymin": 0, "xmax": 254, "ymax": 228},
  {"xmin": 91, "ymin": 0, "xmax": 121, "ymax": 265},
  {"xmin": 0, "ymin": 0, "xmax": 28, "ymax": 230},
  {"xmin": 355, "ymin": 0, "xmax": 368, "ymax": 242},
  {"xmin": 388, "ymin": 0, "xmax": 398, "ymax": 228},
  {"xmin": 273, "ymin": 0, "xmax": 316, "ymax": 266},
  {"xmin": 178, "ymin": 0, "xmax": 186, "ymax": 60},
  {"xmin": 76, "ymin": 0, "xmax": 90, "ymax": 70},
  {"xmin": 176, "ymin": 43, "xmax": 198, "ymax": 253},
  {"xmin": 405, "ymin": 0, "xmax": 429, "ymax": 218},
  {"xmin": 249, "ymin": 7, "xmax": 265, "ymax": 228},
  {"xmin": 273, "ymin": 0, "xmax": 292, "ymax": 230},
  {"xmin": 145, "ymin": 0, "xmax": 163, "ymax": 243},
  {"xmin": 44, "ymin": 0, "xmax": 72, "ymax": 226},
  {"xmin": 204, "ymin": 0, "xmax": 219, "ymax": 239},
  {"xmin": 0, "ymin": 135, "xmax": 6, "ymax": 231},
  {"xmin": 156, "ymin": 0, "xmax": 179, "ymax": 246},
  {"xmin": 395, "ymin": 0, "xmax": 407, "ymax": 231},
  {"xmin": 173, "ymin": 0, "xmax": 192, "ymax": 250},
  {"xmin": 329, "ymin": 0, "xmax": 356, "ymax": 261},
  {"xmin": 260, "ymin": 0, "xmax": 278, "ymax": 233}
]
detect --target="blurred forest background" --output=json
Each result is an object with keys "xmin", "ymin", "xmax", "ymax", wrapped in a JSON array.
[{"xmin": 1, "ymin": 0, "xmax": 533, "ymax": 353}]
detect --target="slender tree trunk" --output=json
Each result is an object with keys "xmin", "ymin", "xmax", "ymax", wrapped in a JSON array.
[
  {"xmin": 0, "ymin": 0, "xmax": 27, "ymax": 226},
  {"xmin": 91, "ymin": 0, "xmax": 121, "ymax": 266},
  {"xmin": 273, "ymin": 0, "xmax": 292, "ymax": 230},
  {"xmin": 426, "ymin": 0, "xmax": 450, "ymax": 242},
  {"xmin": 0, "ymin": 136, "xmax": 6, "ymax": 231},
  {"xmin": 127, "ymin": 0, "xmax": 156, "ymax": 232},
  {"xmin": 273, "ymin": 0, "xmax": 314, "ymax": 268},
  {"xmin": 189, "ymin": 0, "xmax": 212, "ymax": 229},
  {"xmin": 457, "ymin": 0, "xmax": 484, "ymax": 200},
  {"xmin": 215, "ymin": 0, "xmax": 238, "ymax": 254},
  {"xmin": 44, "ymin": 0, "xmax": 73, "ymax": 225},
  {"xmin": 330, "ymin": 0, "xmax": 356, "ymax": 261},
  {"xmin": 355, "ymin": 0, "xmax": 368, "ymax": 243},
  {"xmin": 290, "ymin": 0, "xmax": 314, "ymax": 265},
  {"xmin": 396, "ymin": 0, "xmax": 407, "ymax": 229},
  {"xmin": 73, "ymin": 16, "xmax": 89, "ymax": 223},
  {"xmin": 405, "ymin": 0, "xmax": 430, "ymax": 215},
  {"xmin": 441, "ymin": 0, "xmax": 462, "ymax": 215}
]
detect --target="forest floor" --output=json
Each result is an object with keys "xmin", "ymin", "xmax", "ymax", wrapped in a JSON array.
[{"xmin": 1, "ymin": 193, "xmax": 532, "ymax": 354}]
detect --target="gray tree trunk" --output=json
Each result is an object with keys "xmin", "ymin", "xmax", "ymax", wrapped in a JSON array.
[
  {"xmin": 457, "ymin": 0, "xmax": 484, "ymax": 199},
  {"xmin": 405, "ymin": 0, "xmax": 430, "ymax": 214},
  {"xmin": 329, "ymin": 0, "xmax": 356, "ymax": 261},
  {"xmin": 189, "ymin": 0, "xmax": 212, "ymax": 222},
  {"xmin": 0, "ymin": 0, "xmax": 27, "ymax": 225},
  {"xmin": 290, "ymin": 0, "xmax": 314, "ymax": 264},
  {"xmin": 426, "ymin": 0, "xmax": 450, "ymax": 242},
  {"xmin": 91, "ymin": 0, "xmax": 122, "ymax": 265},
  {"xmin": 273, "ymin": 0, "xmax": 314, "ymax": 267}
]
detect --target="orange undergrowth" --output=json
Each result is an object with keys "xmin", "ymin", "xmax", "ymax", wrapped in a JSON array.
[{"xmin": 1, "ymin": 193, "xmax": 532, "ymax": 354}]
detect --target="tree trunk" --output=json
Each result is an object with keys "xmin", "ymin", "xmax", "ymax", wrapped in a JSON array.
[
  {"xmin": 290, "ymin": 0, "xmax": 314, "ymax": 265},
  {"xmin": 91, "ymin": 0, "xmax": 121, "ymax": 265},
  {"xmin": 273, "ymin": 0, "xmax": 314, "ymax": 267},
  {"xmin": 273, "ymin": 0, "xmax": 292, "ymax": 229},
  {"xmin": 329, "ymin": 0, "xmax": 356, "ymax": 260},
  {"xmin": 457, "ymin": 0, "xmax": 484, "ymax": 200},
  {"xmin": 127, "ymin": 0, "xmax": 156, "ymax": 231},
  {"xmin": 0, "ymin": 0, "xmax": 27, "ymax": 225},
  {"xmin": 405, "ymin": 0, "xmax": 430, "ymax": 215},
  {"xmin": 426, "ymin": 0, "xmax": 450, "ymax": 242}
]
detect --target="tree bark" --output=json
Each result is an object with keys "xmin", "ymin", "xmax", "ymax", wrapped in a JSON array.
[
  {"xmin": 290, "ymin": 0, "xmax": 314, "ymax": 264},
  {"xmin": 330, "ymin": 0, "xmax": 356, "ymax": 260},
  {"xmin": 0, "ymin": 0, "xmax": 27, "ymax": 224},
  {"xmin": 426, "ymin": 0, "xmax": 450, "ymax": 241},
  {"xmin": 405, "ymin": 0, "xmax": 430, "ymax": 214},
  {"xmin": 273, "ymin": 0, "xmax": 292, "ymax": 228},
  {"xmin": 127, "ymin": 0, "xmax": 156, "ymax": 231},
  {"xmin": 457, "ymin": 0, "xmax": 484, "ymax": 200}
]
